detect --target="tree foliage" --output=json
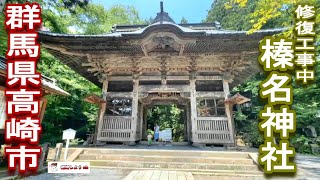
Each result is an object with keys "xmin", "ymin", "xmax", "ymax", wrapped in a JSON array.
[
  {"xmin": 180, "ymin": 17, "xmax": 188, "ymax": 24},
  {"xmin": 205, "ymin": 0, "xmax": 293, "ymax": 31},
  {"xmin": 206, "ymin": 0, "xmax": 320, "ymax": 153},
  {"xmin": 147, "ymin": 105, "xmax": 185, "ymax": 142},
  {"xmin": 68, "ymin": 4, "xmax": 144, "ymax": 34},
  {"xmin": 0, "ymin": 0, "xmax": 143, "ymax": 145}
]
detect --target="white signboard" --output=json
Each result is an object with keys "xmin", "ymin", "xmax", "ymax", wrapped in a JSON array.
[
  {"xmin": 62, "ymin": 128, "xmax": 76, "ymax": 161},
  {"xmin": 159, "ymin": 128, "xmax": 172, "ymax": 142},
  {"xmin": 62, "ymin": 128, "xmax": 76, "ymax": 140},
  {"xmin": 0, "ymin": 90, "xmax": 6, "ymax": 130}
]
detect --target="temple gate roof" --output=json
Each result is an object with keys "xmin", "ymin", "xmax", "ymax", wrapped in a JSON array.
[{"xmin": 38, "ymin": 2, "xmax": 285, "ymax": 89}]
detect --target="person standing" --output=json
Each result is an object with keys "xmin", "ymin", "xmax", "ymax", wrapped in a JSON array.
[
  {"xmin": 154, "ymin": 124, "xmax": 160, "ymax": 142},
  {"xmin": 147, "ymin": 132, "xmax": 153, "ymax": 146}
]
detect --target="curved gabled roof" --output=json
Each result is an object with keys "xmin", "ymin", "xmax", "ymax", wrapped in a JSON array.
[
  {"xmin": 38, "ymin": 3, "xmax": 286, "ymax": 89},
  {"xmin": 39, "ymin": 21, "xmax": 285, "ymax": 38}
]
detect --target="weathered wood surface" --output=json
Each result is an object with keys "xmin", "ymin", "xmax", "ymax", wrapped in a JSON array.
[
  {"xmin": 97, "ymin": 116, "xmax": 132, "ymax": 141},
  {"xmin": 139, "ymin": 85, "xmax": 190, "ymax": 93},
  {"xmin": 124, "ymin": 170, "xmax": 194, "ymax": 180},
  {"xmin": 38, "ymin": 143, "xmax": 50, "ymax": 170},
  {"xmin": 66, "ymin": 148, "xmax": 83, "ymax": 162},
  {"xmin": 53, "ymin": 143, "xmax": 63, "ymax": 162},
  {"xmin": 131, "ymin": 80, "xmax": 139, "ymax": 142},
  {"xmin": 190, "ymin": 79, "xmax": 197, "ymax": 142}
]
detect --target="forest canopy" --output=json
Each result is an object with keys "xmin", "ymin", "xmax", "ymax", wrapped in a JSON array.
[
  {"xmin": 0, "ymin": 0, "xmax": 144, "ymax": 144},
  {"xmin": 205, "ymin": 0, "xmax": 320, "ymax": 153}
]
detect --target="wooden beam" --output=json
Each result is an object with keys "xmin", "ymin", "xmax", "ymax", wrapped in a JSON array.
[
  {"xmin": 108, "ymin": 76, "xmax": 133, "ymax": 81},
  {"xmin": 81, "ymin": 62, "xmax": 95, "ymax": 67},
  {"xmin": 196, "ymin": 92, "xmax": 224, "ymax": 98},
  {"xmin": 139, "ymin": 76, "xmax": 162, "ymax": 81},
  {"xmin": 166, "ymin": 76, "xmax": 189, "ymax": 81},
  {"xmin": 84, "ymin": 94, "xmax": 106, "ymax": 104},
  {"xmin": 139, "ymin": 75, "xmax": 197, "ymax": 81},
  {"xmin": 106, "ymin": 92, "xmax": 133, "ymax": 98},
  {"xmin": 196, "ymin": 76, "xmax": 222, "ymax": 81},
  {"xmin": 139, "ymin": 85, "xmax": 191, "ymax": 93},
  {"xmin": 41, "ymin": 44, "xmax": 86, "ymax": 57}
]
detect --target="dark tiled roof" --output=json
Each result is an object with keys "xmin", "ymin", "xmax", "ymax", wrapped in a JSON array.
[{"xmin": 39, "ymin": 22, "xmax": 286, "ymax": 38}]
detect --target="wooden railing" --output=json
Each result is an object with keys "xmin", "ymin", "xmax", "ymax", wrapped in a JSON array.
[
  {"xmin": 97, "ymin": 116, "xmax": 132, "ymax": 141},
  {"xmin": 196, "ymin": 117, "xmax": 233, "ymax": 144}
]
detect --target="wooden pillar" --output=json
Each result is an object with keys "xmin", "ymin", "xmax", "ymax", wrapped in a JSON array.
[
  {"xmin": 39, "ymin": 97, "xmax": 48, "ymax": 123},
  {"xmin": 130, "ymin": 79, "xmax": 139, "ymax": 143},
  {"xmin": 95, "ymin": 102, "xmax": 106, "ymax": 143},
  {"xmin": 96, "ymin": 80, "xmax": 108, "ymax": 142},
  {"xmin": 142, "ymin": 107, "xmax": 148, "ymax": 140},
  {"xmin": 38, "ymin": 143, "xmax": 50, "ymax": 170},
  {"xmin": 139, "ymin": 103, "xmax": 144, "ymax": 140},
  {"xmin": 102, "ymin": 80, "xmax": 109, "ymax": 100},
  {"xmin": 186, "ymin": 103, "xmax": 191, "ymax": 142},
  {"xmin": 223, "ymin": 80, "xmax": 235, "ymax": 146},
  {"xmin": 181, "ymin": 105, "xmax": 188, "ymax": 141},
  {"xmin": 190, "ymin": 79, "xmax": 197, "ymax": 143}
]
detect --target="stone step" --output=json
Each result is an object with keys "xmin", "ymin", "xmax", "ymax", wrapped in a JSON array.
[
  {"xmin": 139, "ymin": 141, "xmax": 190, "ymax": 146},
  {"xmin": 76, "ymin": 160, "xmax": 261, "ymax": 171},
  {"xmin": 193, "ymin": 174, "xmax": 264, "ymax": 180},
  {"xmin": 77, "ymin": 154, "xmax": 254, "ymax": 165},
  {"xmin": 81, "ymin": 148, "xmax": 250, "ymax": 159},
  {"xmin": 87, "ymin": 166, "xmax": 263, "ymax": 176}
]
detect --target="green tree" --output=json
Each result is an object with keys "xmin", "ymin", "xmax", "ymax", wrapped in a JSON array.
[
  {"xmin": 0, "ymin": 1, "xmax": 143, "ymax": 145},
  {"xmin": 180, "ymin": 17, "xmax": 188, "ymax": 24},
  {"xmin": 147, "ymin": 105, "xmax": 185, "ymax": 142},
  {"xmin": 205, "ymin": 0, "xmax": 292, "ymax": 31},
  {"xmin": 206, "ymin": 0, "xmax": 320, "ymax": 152},
  {"xmin": 71, "ymin": 4, "xmax": 144, "ymax": 34}
]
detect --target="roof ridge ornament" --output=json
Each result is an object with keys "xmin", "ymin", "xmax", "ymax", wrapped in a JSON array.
[
  {"xmin": 159, "ymin": 1, "xmax": 164, "ymax": 24},
  {"xmin": 151, "ymin": 1, "xmax": 175, "ymax": 24},
  {"xmin": 160, "ymin": 1, "xmax": 164, "ymax": 13}
]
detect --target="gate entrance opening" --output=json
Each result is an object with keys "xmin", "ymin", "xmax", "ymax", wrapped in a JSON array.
[{"xmin": 144, "ymin": 105, "xmax": 186, "ymax": 142}]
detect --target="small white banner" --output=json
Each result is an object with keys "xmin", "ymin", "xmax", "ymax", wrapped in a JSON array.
[{"xmin": 48, "ymin": 162, "xmax": 90, "ymax": 173}]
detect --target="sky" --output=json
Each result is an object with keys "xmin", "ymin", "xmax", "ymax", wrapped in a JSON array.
[{"xmin": 92, "ymin": 0, "xmax": 213, "ymax": 23}]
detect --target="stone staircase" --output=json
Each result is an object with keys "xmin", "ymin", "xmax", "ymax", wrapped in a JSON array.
[{"xmin": 73, "ymin": 148, "xmax": 263, "ymax": 178}]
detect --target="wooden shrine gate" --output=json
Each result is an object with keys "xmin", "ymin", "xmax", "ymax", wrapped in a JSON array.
[
  {"xmin": 39, "ymin": 2, "xmax": 278, "ymax": 146},
  {"xmin": 94, "ymin": 76, "xmax": 235, "ymax": 146}
]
